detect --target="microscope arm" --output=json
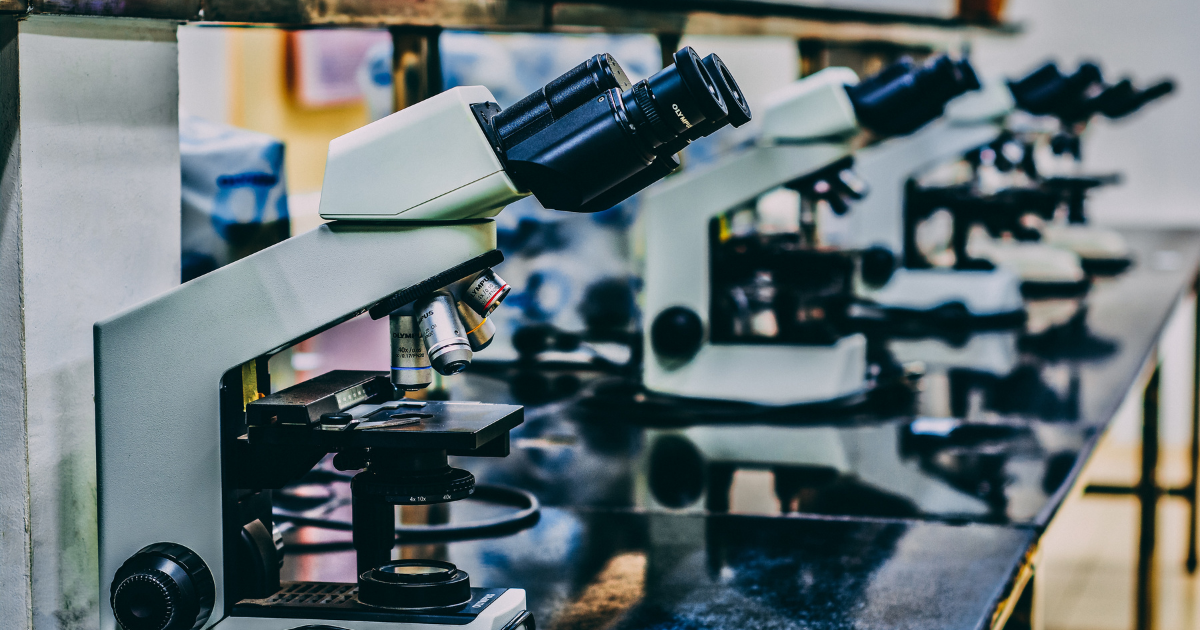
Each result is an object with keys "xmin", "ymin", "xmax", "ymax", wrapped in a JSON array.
[{"xmin": 94, "ymin": 220, "xmax": 496, "ymax": 630}]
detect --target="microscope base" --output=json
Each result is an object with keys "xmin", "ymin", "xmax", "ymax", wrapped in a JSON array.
[
  {"xmin": 1042, "ymin": 224, "xmax": 1133, "ymax": 276},
  {"xmin": 866, "ymin": 268, "xmax": 1025, "ymax": 322},
  {"xmin": 971, "ymin": 238, "xmax": 1091, "ymax": 297},
  {"xmin": 225, "ymin": 586, "xmax": 529, "ymax": 630},
  {"xmin": 645, "ymin": 334, "xmax": 869, "ymax": 406}
]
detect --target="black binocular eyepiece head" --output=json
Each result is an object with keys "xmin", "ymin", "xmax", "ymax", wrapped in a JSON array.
[
  {"xmin": 846, "ymin": 54, "xmax": 981, "ymax": 138},
  {"xmin": 1096, "ymin": 78, "xmax": 1175, "ymax": 119},
  {"xmin": 476, "ymin": 47, "xmax": 752, "ymax": 214},
  {"xmin": 1008, "ymin": 61, "xmax": 1105, "ymax": 120},
  {"xmin": 1009, "ymin": 60, "xmax": 1174, "ymax": 123}
]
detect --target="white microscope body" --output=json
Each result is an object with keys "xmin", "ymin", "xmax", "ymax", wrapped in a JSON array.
[
  {"xmin": 642, "ymin": 54, "xmax": 981, "ymax": 406},
  {"xmin": 851, "ymin": 80, "xmax": 1028, "ymax": 319},
  {"xmin": 97, "ymin": 48, "xmax": 751, "ymax": 630},
  {"xmin": 642, "ymin": 68, "xmax": 869, "ymax": 406}
]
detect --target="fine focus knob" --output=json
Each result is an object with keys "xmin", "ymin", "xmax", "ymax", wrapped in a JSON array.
[
  {"xmin": 110, "ymin": 543, "xmax": 215, "ymax": 630},
  {"xmin": 860, "ymin": 246, "xmax": 897, "ymax": 288}
]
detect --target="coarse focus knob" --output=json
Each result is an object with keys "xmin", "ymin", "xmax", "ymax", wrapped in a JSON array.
[
  {"xmin": 651, "ymin": 307, "xmax": 704, "ymax": 361},
  {"xmin": 110, "ymin": 543, "xmax": 215, "ymax": 630}
]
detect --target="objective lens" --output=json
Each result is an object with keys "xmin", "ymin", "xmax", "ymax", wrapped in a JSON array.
[
  {"xmin": 414, "ymin": 291, "xmax": 472, "ymax": 375},
  {"xmin": 1009, "ymin": 62, "xmax": 1103, "ymax": 117},
  {"xmin": 461, "ymin": 268, "xmax": 510, "ymax": 316},
  {"xmin": 455, "ymin": 299, "xmax": 496, "ymax": 352},
  {"xmin": 390, "ymin": 313, "xmax": 433, "ymax": 390}
]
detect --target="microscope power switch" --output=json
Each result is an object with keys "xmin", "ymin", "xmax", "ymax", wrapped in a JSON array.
[{"xmin": 110, "ymin": 542, "xmax": 215, "ymax": 630}]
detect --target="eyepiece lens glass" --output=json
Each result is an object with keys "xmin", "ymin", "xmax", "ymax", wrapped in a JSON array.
[{"xmin": 383, "ymin": 564, "xmax": 449, "ymax": 576}]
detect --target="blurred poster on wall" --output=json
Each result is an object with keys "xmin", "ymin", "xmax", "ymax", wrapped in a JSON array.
[{"xmin": 290, "ymin": 29, "xmax": 392, "ymax": 108}]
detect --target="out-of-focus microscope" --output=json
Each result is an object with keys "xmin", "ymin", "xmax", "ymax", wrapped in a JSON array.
[
  {"xmin": 849, "ymin": 78, "xmax": 1030, "ymax": 322},
  {"xmin": 889, "ymin": 62, "xmax": 1173, "ymax": 302},
  {"xmin": 95, "ymin": 47, "xmax": 749, "ymax": 630},
  {"xmin": 642, "ymin": 54, "xmax": 978, "ymax": 406},
  {"xmin": 995, "ymin": 61, "xmax": 1174, "ymax": 273}
]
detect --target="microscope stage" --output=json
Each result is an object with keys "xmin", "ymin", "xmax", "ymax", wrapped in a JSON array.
[{"xmin": 245, "ymin": 370, "xmax": 523, "ymax": 453}]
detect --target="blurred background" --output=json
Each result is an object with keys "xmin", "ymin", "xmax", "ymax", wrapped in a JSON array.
[
  {"xmin": 174, "ymin": 0, "xmax": 1200, "ymax": 393},
  {"xmin": 10, "ymin": 1, "xmax": 1200, "ymax": 629}
]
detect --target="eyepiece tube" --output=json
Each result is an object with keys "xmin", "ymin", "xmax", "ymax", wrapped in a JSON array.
[
  {"xmin": 496, "ymin": 46, "xmax": 750, "ymax": 213},
  {"xmin": 390, "ymin": 312, "xmax": 433, "ymax": 390},
  {"xmin": 414, "ymin": 291, "xmax": 473, "ymax": 375},
  {"xmin": 846, "ymin": 54, "xmax": 982, "ymax": 138},
  {"xmin": 455, "ymin": 299, "xmax": 496, "ymax": 352},
  {"xmin": 1009, "ymin": 61, "xmax": 1104, "ymax": 117}
]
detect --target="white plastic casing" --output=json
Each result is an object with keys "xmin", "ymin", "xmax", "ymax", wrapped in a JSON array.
[
  {"xmin": 866, "ymin": 267, "xmax": 1025, "ymax": 316},
  {"xmin": 760, "ymin": 67, "xmax": 861, "ymax": 141},
  {"xmin": 95, "ymin": 222, "xmax": 497, "ymax": 630},
  {"xmin": 319, "ymin": 86, "xmax": 528, "ymax": 221}
]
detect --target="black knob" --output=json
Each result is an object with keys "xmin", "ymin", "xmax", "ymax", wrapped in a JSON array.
[
  {"xmin": 650, "ymin": 307, "xmax": 703, "ymax": 360},
  {"xmin": 860, "ymin": 246, "xmax": 897, "ymax": 288},
  {"xmin": 110, "ymin": 543, "xmax": 215, "ymax": 630}
]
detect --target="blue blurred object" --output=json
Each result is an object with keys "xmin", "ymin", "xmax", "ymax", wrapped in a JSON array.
[{"xmin": 181, "ymin": 116, "xmax": 289, "ymax": 282}]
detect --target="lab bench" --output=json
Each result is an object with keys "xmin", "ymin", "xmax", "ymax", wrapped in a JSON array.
[{"xmin": 279, "ymin": 229, "xmax": 1200, "ymax": 630}]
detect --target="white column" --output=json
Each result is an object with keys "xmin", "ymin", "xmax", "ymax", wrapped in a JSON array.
[{"xmin": 0, "ymin": 15, "xmax": 181, "ymax": 629}]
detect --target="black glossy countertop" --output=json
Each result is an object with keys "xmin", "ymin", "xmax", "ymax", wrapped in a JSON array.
[
  {"xmin": 279, "ymin": 229, "xmax": 1200, "ymax": 630},
  {"xmin": 285, "ymin": 509, "xmax": 1035, "ymax": 630},
  {"xmin": 454, "ymin": 229, "xmax": 1200, "ymax": 529}
]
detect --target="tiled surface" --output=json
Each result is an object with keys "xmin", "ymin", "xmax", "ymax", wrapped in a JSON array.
[{"xmin": 1040, "ymin": 442, "xmax": 1200, "ymax": 630}]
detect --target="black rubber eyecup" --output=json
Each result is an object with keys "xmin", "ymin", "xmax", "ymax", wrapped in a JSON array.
[
  {"xmin": 673, "ymin": 47, "xmax": 728, "ymax": 123},
  {"xmin": 358, "ymin": 560, "xmax": 472, "ymax": 610},
  {"xmin": 701, "ymin": 53, "xmax": 752, "ymax": 128},
  {"xmin": 593, "ymin": 53, "xmax": 633, "ymax": 92}
]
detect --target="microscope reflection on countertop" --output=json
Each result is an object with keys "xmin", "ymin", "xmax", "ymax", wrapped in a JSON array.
[
  {"xmin": 95, "ymin": 47, "xmax": 750, "ymax": 630},
  {"xmin": 643, "ymin": 54, "xmax": 979, "ymax": 406}
]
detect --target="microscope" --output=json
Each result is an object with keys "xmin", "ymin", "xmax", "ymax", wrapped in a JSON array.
[
  {"xmin": 1003, "ymin": 61, "xmax": 1174, "ymax": 274},
  {"xmin": 95, "ymin": 47, "xmax": 749, "ymax": 630},
  {"xmin": 642, "ymin": 54, "xmax": 978, "ymax": 406},
  {"xmin": 864, "ymin": 62, "xmax": 1172, "ymax": 313},
  {"xmin": 847, "ymin": 79, "xmax": 1029, "ymax": 322},
  {"xmin": 906, "ymin": 63, "xmax": 1173, "ymax": 291}
]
